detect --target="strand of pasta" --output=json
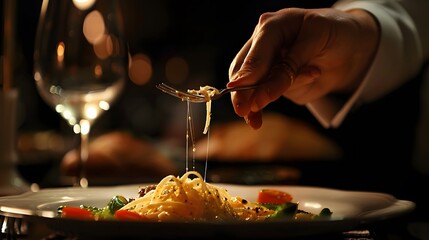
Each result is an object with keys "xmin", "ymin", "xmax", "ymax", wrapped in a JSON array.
[{"xmin": 187, "ymin": 86, "xmax": 219, "ymax": 134}]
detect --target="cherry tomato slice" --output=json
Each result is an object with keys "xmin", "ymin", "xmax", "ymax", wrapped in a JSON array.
[
  {"xmin": 61, "ymin": 206, "xmax": 94, "ymax": 220},
  {"xmin": 114, "ymin": 210, "xmax": 146, "ymax": 221},
  {"xmin": 257, "ymin": 189, "xmax": 293, "ymax": 204}
]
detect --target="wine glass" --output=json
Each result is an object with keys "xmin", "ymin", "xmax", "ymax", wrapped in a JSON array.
[{"xmin": 33, "ymin": 0, "xmax": 128, "ymax": 187}]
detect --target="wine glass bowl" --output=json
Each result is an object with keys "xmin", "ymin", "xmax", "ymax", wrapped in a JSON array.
[{"xmin": 33, "ymin": 0, "xmax": 127, "ymax": 187}]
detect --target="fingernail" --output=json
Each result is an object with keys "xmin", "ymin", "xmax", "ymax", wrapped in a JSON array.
[{"xmin": 227, "ymin": 81, "xmax": 239, "ymax": 88}]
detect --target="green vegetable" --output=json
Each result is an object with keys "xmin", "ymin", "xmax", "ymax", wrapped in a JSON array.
[
  {"xmin": 317, "ymin": 208, "xmax": 333, "ymax": 218},
  {"xmin": 261, "ymin": 202, "xmax": 333, "ymax": 220},
  {"xmin": 263, "ymin": 202, "xmax": 298, "ymax": 219},
  {"xmin": 57, "ymin": 195, "xmax": 129, "ymax": 220},
  {"xmin": 107, "ymin": 195, "xmax": 128, "ymax": 214}
]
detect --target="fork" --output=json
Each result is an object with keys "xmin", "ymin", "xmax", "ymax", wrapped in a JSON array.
[{"xmin": 156, "ymin": 83, "xmax": 258, "ymax": 103}]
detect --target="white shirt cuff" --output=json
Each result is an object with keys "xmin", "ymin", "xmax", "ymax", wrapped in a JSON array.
[{"xmin": 307, "ymin": 0, "xmax": 422, "ymax": 128}]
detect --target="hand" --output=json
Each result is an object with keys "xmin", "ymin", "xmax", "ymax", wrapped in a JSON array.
[
  {"xmin": 228, "ymin": 8, "xmax": 379, "ymax": 129},
  {"xmin": 194, "ymin": 112, "xmax": 342, "ymax": 161},
  {"xmin": 60, "ymin": 132, "xmax": 177, "ymax": 181}
]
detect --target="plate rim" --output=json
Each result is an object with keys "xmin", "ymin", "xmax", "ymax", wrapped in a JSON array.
[{"xmin": 0, "ymin": 183, "xmax": 415, "ymax": 219}]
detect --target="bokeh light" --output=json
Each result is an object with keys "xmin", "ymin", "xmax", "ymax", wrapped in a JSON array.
[
  {"xmin": 129, "ymin": 53, "xmax": 153, "ymax": 86},
  {"xmin": 72, "ymin": 0, "xmax": 96, "ymax": 11},
  {"xmin": 83, "ymin": 10, "xmax": 105, "ymax": 45}
]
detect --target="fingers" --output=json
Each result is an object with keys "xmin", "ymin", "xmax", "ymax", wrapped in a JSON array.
[
  {"xmin": 249, "ymin": 61, "xmax": 296, "ymax": 113},
  {"xmin": 229, "ymin": 38, "xmax": 253, "ymax": 79},
  {"xmin": 245, "ymin": 111, "xmax": 263, "ymax": 129},
  {"xmin": 283, "ymin": 66, "xmax": 321, "ymax": 104},
  {"xmin": 228, "ymin": 61, "xmax": 292, "ymax": 119},
  {"xmin": 228, "ymin": 10, "xmax": 303, "ymax": 89},
  {"xmin": 231, "ymin": 63, "xmax": 320, "ymax": 128},
  {"xmin": 228, "ymin": 8, "xmax": 328, "ymax": 128},
  {"xmin": 227, "ymin": 9, "xmax": 305, "ymax": 124}
]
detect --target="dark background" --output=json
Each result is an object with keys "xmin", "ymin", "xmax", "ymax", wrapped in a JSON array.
[
  {"xmin": 3, "ymin": 0, "xmax": 336, "ymax": 139},
  {"xmin": 1, "ymin": 0, "xmax": 337, "ymax": 171}
]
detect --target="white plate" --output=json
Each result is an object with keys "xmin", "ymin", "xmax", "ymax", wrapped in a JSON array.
[{"xmin": 0, "ymin": 184, "xmax": 415, "ymax": 239}]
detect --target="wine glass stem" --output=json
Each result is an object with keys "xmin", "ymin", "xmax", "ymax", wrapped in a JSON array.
[{"xmin": 78, "ymin": 119, "xmax": 90, "ymax": 188}]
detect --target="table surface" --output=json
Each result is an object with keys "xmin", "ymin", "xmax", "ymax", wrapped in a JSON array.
[{"xmin": 1, "ymin": 213, "xmax": 427, "ymax": 240}]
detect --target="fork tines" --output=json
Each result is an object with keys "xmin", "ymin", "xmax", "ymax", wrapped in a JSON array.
[{"xmin": 156, "ymin": 83, "xmax": 205, "ymax": 102}]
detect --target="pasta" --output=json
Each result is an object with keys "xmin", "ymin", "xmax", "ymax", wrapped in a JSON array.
[
  {"xmin": 187, "ymin": 86, "xmax": 220, "ymax": 134},
  {"xmin": 119, "ymin": 171, "xmax": 273, "ymax": 222},
  {"xmin": 57, "ymin": 172, "xmax": 333, "ymax": 221}
]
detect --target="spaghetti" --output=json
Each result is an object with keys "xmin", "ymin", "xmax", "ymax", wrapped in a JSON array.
[
  {"xmin": 188, "ymin": 86, "xmax": 220, "ymax": 134},
  {"xmin": 119, "ymin": 171, "xmax": 272, "ymax": 222}
]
